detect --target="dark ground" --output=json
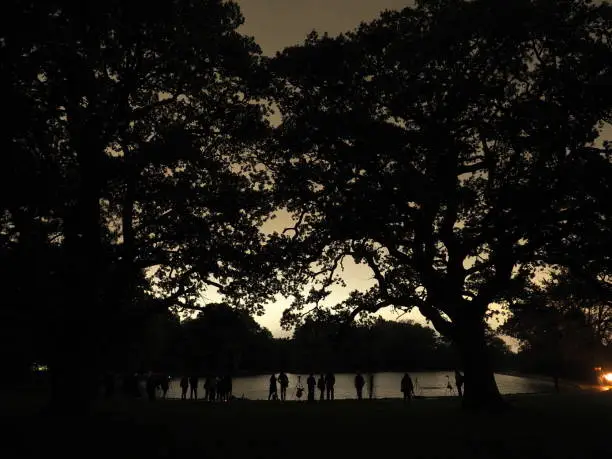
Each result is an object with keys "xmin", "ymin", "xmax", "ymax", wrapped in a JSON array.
[{"xmin": 2, "ymin": 389, "xmax": 612, "ymax": 458}]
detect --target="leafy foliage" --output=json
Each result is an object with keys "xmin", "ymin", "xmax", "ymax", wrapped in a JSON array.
[
  {"xmin": 266, "ymin": 0, "xmax": 612, "ymax": 406},
  {"xmin": 503, "ymin": 269, "xmax": 612, "ymax": 380},
  {"xmin": 0, "ymin": 1, "xmax": 274, "ymax": 395}
]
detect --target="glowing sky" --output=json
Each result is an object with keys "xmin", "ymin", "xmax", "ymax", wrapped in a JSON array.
[{"xmin": 236, "ymin": 0, "xmax": 415, "ymax": 57}]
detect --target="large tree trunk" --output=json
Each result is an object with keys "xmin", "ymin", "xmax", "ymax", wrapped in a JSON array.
[
  {"xmin": 455, "ymin": 315, "xmax": 506, "ymax": 411},
  {"xmin": 46, "ymin": 140, "xmax": 104, "ymax": 414}
]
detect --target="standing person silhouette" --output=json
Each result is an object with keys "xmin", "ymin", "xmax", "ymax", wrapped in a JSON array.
[
  {"xmin": 367, "ymin": 373, "xmax": 375, "ymax": 400},
  {"xmin": 325, "ymin": 372, "xmax": 335, "ymax": 400},
  {"xmin": 455, "ymin": 370, "xmax": 464, "ymax": 397},
  {"xmin": 146, "ymin": 372, "xmax": 156, "ymax": 401},
  {"xmin": 278, "ymin": 371, "xmax": 289, "ymax": 401},
  {"xmin": 209, "ymin": 375, "xmax": 218, "ymax": 401},
  {"xmin": 401, "ymin": 373, "xmax": 414, "ymax": 402},
  {"xmin": 225, "ymin": 374, "xmax": 233, "ymax": 400},
  {"xmin": 268, "ymin": 374, "xmax": 278, "ymax": 400},
  {"xmin": 189, "ymin": 374, "xmax": 199, "ymax": 400},
  {"xmin": 160, "ymin": 375, "xmax": 169, "ymax": 399},
  {"xmin": 445, "ymin": 375, "xmax": 454, "ymax": 395},
  {"xmin": 317, "ymin": 374, "xmax": 326, "ymax": 400},
  {"xmin": 180, "ymin": 376, "xmax": 189, "ymax": 400},
  {"xmin": 307, "ymin": 373, "xmax": 316, "ymax": 402},
  {"xmin": 203, "ymin": 375, "xmax": 211, "ymax": 401},
  {"xmin": 354, "ymin": 372, "xmax": 365, "ymax": 400}
]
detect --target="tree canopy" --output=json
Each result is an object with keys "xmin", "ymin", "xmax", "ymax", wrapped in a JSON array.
[
  {"xmin": 3, "ymin": 0, "xmax": 612, "ymax": 412},
  {"xmin": 1, "ymin": 0, "xmax": 274, "ymax": 405},
  {"xmin": 503, "ymin": 269, "xmax": 612, "ymax": 381},
  {"xmin": 266, "ymin": 0, "xmax": 612, "ymax": 408}
]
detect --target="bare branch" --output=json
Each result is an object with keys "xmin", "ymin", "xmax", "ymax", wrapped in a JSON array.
[
  {"xmin": 202, "ymin": 277, "xmax": 227, "ymax": 294},
  {"xmin": 458, "ymin": 161, "xmax": 486, "ymax": 174},
  {"xmin": 416, "ymin": 302, "xmax": 455, "ymax": 338},
  {"xmin": 282, "ymin": 210, "xmax": 307, "ymax": 239},
  {"xmin": 347, "ymin": 300, "xmax": 392, "ymax": 323},
  {"xmin": 361, "ymin": 249, "xmax": 390, "ymax": 297},
  {"xmin": 465, "ymin": 259, "xmax": 495, "ymax": 275}
]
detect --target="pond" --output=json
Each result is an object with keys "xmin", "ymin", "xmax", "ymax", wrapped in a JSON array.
[{"xmin": 158, "ymin": 372, "xmax": 555, "ymax": 400}]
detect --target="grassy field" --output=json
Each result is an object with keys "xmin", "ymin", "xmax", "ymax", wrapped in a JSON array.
[{"xmin": 2, "ymin": 390, "xmax": 612, "ymax": 458}]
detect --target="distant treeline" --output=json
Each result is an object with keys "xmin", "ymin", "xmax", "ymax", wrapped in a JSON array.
[
  {"xmin": 87, "ymin": 303, "xmax": 517, "ymax": 377},
  {"xmin": 10, "ymin": 297, "xmax": 607, "ymax": 386}
]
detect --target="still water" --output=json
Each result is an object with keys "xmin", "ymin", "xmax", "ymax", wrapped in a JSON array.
[{"xmin": 161, "ymin": 372, "xmax": 555, "ymax": 400}]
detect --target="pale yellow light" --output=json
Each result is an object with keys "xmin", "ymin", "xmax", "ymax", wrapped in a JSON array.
[{"xmin": 603, "ymin": 373, "xmax": 612, "ymax": 383}]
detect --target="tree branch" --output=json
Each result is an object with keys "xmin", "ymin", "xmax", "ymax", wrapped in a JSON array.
[
  {"xmin": 347, "ymin": 300, "xmax": 392, "ymax": 323},
  {"xmin": 282, "ymin": 210, "xmax": 307, "ymax": 239},
  {"xmin": 458, "ymin": 161, "xmax": 486, "ymax": 174},
  {"xmin": 465, "ymin": 259, "xmax": 495, "ymax": 276},
  {"xmin": 416, "ymin": 302, "xmax": 455, "ymax": 338},
  {"xmin": 202, "ymin": 277, "xmax": 227, "ymax": 294}
]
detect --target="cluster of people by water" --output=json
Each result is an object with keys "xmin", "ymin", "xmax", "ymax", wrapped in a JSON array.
[
  {"xmin": 103, "ymin": 371, "xmax": 234, "ymax": 402},
  {"xmin": 267, "ymin": 371, "xmax": 336, "ymax": 401},
  {"xmin": 266, "ymin": 370, "xmax": 464, "ymax": 402},
  {"xmin": 103, "ymin": 369, "xmax": 465, "ymax": 402},
  {"xmin": 104, "ymin": 371, "xmax": 172, "ymax": 401},
  {"xmin": 179, "ymin": 374, "xmax": 233, "ymax": 401}
]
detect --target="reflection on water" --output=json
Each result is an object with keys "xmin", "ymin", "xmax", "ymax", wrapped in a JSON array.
[{"xmin": 161, "ymin": 372, "xmax": 555, "ymax": 400}]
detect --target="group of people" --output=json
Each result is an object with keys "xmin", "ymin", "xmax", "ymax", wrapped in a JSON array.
[
  {"xmin": 104, "ymin": 371, "xmax": 172, "ymax": 401},
  {"xmin": 110, "ymin": 369, "xmax": 465, "ymax": 402},
  {"xmin": 269, "ymin": 372, "xmax": 337, "ymax": 401},
  {"xmin": 266, "ymin": 371, "xmax": 424, "ymax": 402},
  {"xmin": 179, "ymin": 374, "xmax": 233, "ymax": 401},
  {"xmin": 268, "ymin": 371, "xmax": 291, "ymax": 400},
  {"xmin": 266, "ymin": 370, "xmax": 464, "ymax": 402},
  {"xmin": 400, "ymin": 370, "xmax": 464, "ymax": 400},
  {"xmin": 353, "ymin": 372, "xmax": 375, "ymax": 400},
  {"xmin": 146, "ymin": 373, "xmax": 171, "ymax": 400}
]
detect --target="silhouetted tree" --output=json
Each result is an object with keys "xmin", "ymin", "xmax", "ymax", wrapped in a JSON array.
[
  {"xmin": 544, "ymin": 270, "xmax": 612, "ymax": 346},
  {"xmin": 503, "ymin": 274, "xmax": 611, "ymax": 382},
  {"xmin": 266, "ymin": 0, "xmax": 612, "ymax": 409},
  {"xmin": 292, "ymin": 311, "xmax": 343, "ymax": 371},
  {"xmin": 179, "ymin": 303, "xmax": 274, "ymax": 374},
  {"xmin": 0, "ymin": 231, "xmax": 62, "ymax": 385},
  {"xmin": 290, "ymin": 315, "xmax": 494, "ymax": 373},
  {"xmin": 1, "ymin": 0, "xmax": 272, "ymax": 409}
]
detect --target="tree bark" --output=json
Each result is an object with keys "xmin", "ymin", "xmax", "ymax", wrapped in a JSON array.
[
  {"xmin": 47, "ymin": 138, "xmax": 104, "ymax": 414},
  {"xmin": 455, "ymin": 315, "xmax": 507, "ymax": 411},
  {"xmin": 121, "ymin": 165, "xmax": 138, "ymax": 294}
]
